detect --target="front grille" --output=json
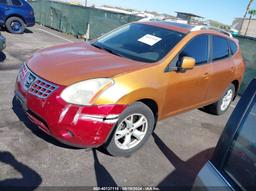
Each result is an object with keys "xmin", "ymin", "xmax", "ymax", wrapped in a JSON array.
[
  {"xmin": 18, "ymin": 64, "xmax": 58, "ymax": 99},
  {"xmin": 28, "ymin": 78, "xmax": 58, "ymax": 99}
]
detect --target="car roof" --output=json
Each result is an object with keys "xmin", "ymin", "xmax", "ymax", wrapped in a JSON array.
[
  {"xmin": 139, "ymin": 21, "xmax": 192, "ymax": 34},
  {"xmin": 139, "ymin": 21, "xmax": 234, "ymax": 40}
]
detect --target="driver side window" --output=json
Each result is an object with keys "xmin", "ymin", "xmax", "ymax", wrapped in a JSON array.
[{"xmin": 178, "ymin": 34, "xmax": 209, "ymax": 66}]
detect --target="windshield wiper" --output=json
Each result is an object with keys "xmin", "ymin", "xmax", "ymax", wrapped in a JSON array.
[
  {"xmin": 91, "ymin": 43, "xmax": 104, "ymax": 50},
  {"xmin": 92, "ymin": 43, "xmax": 124, "ymax": 58}
]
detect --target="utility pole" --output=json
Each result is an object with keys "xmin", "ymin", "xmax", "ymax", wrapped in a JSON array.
[
  {"xmin": 239, "ymin": 0, "xmax": 254, "ymax": 35},
  {"xmin": 84, "ymin": 0, "xmax": 87, "ymax": 6}
]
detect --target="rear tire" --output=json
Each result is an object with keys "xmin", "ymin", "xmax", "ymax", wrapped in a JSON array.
[
  {"xmin": 204, "ymin": 84, "xmax": 235, "ymax": 115},
  {"xmin": 105, "ymin": 102, "xmax": 155, "ymax": 157},
  {"xmin": 5, "ymin": 17, "xmax": 25, "ymax": 34}
]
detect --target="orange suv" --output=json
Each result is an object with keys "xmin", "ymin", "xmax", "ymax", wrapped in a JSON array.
[{"xmin": 15, "ymin": 21, "xmax": 245, "ymax": 156}]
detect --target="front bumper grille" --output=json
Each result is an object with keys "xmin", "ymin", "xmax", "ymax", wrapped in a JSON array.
[
  {"xmin": 18, "ymin": 64, "xmax": 58, "ymax": 99},
  {"xmin": 28, "ymin": 78, "xmax": 58, "ymax": 99}
]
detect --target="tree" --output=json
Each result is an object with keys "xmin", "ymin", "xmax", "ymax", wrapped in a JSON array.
[
  {"xmin": 239, "ymin": 0, "xmax": 254, "ymax": 34},
  {"xmin": 245, "ymin": 9, "xmax": 256, "ymax": 35}
]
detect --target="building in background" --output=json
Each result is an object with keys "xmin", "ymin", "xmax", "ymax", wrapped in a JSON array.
[
  {"xmin": 52, "ymin": 0, "xmax": 176, "ymax": 21},
  {"xmin": 232, "ymin": 18, "xmax": 256, "ymax": 38},
  {"xmin": 205, "ymin": 20, "xmax": 230, "ymax": 30},
  {"xmin": 175, "ymin": 11, "xmax": 204, "ymax": 24},
  {"xmin": 53, "ymin": 0, "xmax": 87, "ymax": 6}
]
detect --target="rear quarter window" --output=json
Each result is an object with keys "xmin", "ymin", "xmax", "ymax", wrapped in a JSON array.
[
  {"xmin": 212, "ymin": 36, "xmax": 230, "ymax": 61},
  {"xmin": 230, "ymin": 40, "xmax": 238, "ymax": 55}
]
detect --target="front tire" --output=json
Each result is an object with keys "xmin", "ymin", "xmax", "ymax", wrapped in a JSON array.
[
  {"xmin": 105, "ymin": 102, "xmax": 155, "ymax": 157},
  {"xmin": 5, "ymin": 17, "xmax": 25, "ymax": 34},
  {"xmin": 204, "ymin": 84, "xmax": 235, "ymax": 115}
]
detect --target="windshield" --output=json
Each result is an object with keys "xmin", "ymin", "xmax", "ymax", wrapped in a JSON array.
[{"xmin": 92, "ymin": 23, "xmax": 185, "ymax": 63}]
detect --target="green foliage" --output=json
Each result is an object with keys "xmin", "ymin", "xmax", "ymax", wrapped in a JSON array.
[{"xmin": 248, "ymin": 9, "xmax": 256, "ymax": 16}]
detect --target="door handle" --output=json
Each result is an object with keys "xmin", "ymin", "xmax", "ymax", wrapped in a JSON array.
[
  {"xmin": 203, "ymin": 72, "xmax": 209, "ymax": 79},
  {"xmin": 5, "ymin": 7, "xmax": 10, "ymax": 10}
]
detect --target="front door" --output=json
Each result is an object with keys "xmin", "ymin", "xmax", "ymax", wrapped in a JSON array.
[{"xmin": 162, "ymin": 34, "xmax": 212, "ymax": 117}]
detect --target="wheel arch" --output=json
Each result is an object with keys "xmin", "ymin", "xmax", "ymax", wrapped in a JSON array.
[
  {"xmin": 115, "ymin": 87, "xmax": 161, "ymax": 114},
  {"xmin": 137, "ymin": 98, "xmax": 159, "ymax": 121},
  {"xmin": 5, "ymin": 14, "xmax": 26, "ymax": 25},
  {"xmin": 232, "ymin": 80, "xmax": 240, "ymax": 99}
]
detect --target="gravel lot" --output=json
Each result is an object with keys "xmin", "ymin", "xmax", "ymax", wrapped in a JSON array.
[{"xmin": 0, "ymin": 25, "xmax": 238, "ymax": 190}]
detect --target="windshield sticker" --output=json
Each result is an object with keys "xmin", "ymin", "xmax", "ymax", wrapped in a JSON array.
[{"xmin": 138, "ymin": 34, "xmax": 162, "ymax": 46}]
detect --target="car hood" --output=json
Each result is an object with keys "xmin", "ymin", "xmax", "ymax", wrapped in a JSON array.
[{"xmin": 27, "ymin": 42, "xmax": 148, "ymax": 86}]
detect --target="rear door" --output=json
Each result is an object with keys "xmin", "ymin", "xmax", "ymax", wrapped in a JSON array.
[
  {"xmin": 206, "ymin": 35, "xmax": 235, "ymax": 101},
  {"xmin": 0, "ymin": 0, "xmax": 9, "ymax": 25}
]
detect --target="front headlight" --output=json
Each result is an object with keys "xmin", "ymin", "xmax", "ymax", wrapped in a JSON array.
[{"xmin": 60, "ymin": 78, "xmax": 114, "ymax": 106}]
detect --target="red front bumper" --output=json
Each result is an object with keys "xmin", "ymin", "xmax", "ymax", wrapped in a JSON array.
[{"xmin": 15, "ymin": 79, "xmax": 127, "ymax": 148}]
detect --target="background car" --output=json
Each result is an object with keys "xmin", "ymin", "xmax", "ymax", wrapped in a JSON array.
[
  {"xmin": 0, "ymin": 0, "xmax": 35, "ymax": 34},
  {"xmin": 193, "ymin": 78, "xmax": 256, "ymax": 191},
  {"xmin": 0, "ymin": 31, "xmax": 6, "ymax": 51}
]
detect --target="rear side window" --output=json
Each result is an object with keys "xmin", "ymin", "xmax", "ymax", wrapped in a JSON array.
[
  {"xmin": 230, "ymin": 40, "xmax": 238, "ymax": 55},
  {"xmin": 0, "ymin": 0, "xmax": 8, "ymax": 5},
  {"xmin": 179, "ymin": 35, "xmax": 209, "ymax": 65},
  {"xmin": 212, "ymin": 36, "xmax": 230, "ymax": 61},
  {"xmin": 11, "ymin": 0, "xmax": 22, "ymax": 6},
  {"xmin": 223, "ymin": 102, "xmax": 256, "ymax": 190}
]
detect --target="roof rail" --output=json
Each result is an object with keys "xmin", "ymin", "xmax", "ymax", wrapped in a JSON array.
[{"xmin": 191, "ymin": 25, "xmax": 233, "ymax": 38}]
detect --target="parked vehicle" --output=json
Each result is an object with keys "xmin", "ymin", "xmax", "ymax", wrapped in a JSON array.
[
  {"xmin": 15, "ymin": 21, "xmax": 245, "ymax": 156},
  {"xmin": 0, "ymin": 0, "xmax": 35, "ymax": 34},
  {"xmin": 193, "ymin": 78, "xmax": 256, "ymax": 191},
  {"xmin": 0, "ymin": 32, "xmax": 6, "ymax": 51}
]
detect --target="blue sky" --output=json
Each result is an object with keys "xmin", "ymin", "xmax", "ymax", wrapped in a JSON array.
[{"xmin": 88, "ymin": 0, "xmax": 256, "ymax": 25}]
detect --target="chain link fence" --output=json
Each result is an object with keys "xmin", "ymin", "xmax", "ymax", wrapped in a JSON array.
[{"xmin": 30, "ymin": 0, "xmax": 141, "ymax": 39}]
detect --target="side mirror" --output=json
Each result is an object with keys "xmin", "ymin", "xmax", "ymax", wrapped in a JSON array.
[
  {"xmin": 180, "ymin": 56, "xmax": 196, "ymax": 71},
  {"xmin": 165, "ymin": 56, "xmax": 196, "ymax": 73}
]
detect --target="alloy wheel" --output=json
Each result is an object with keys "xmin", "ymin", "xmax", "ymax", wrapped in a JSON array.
[
  {"xmin": 221, "ymin": 89, "xmax": 233, "ymax": 111},
  {"xmin": 10, "ymin": 21, "xmax": 22, "ymax": 33},
  {"xmin": 114, "ymin": 113, "xmax": 148, "ymax": 150}
]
